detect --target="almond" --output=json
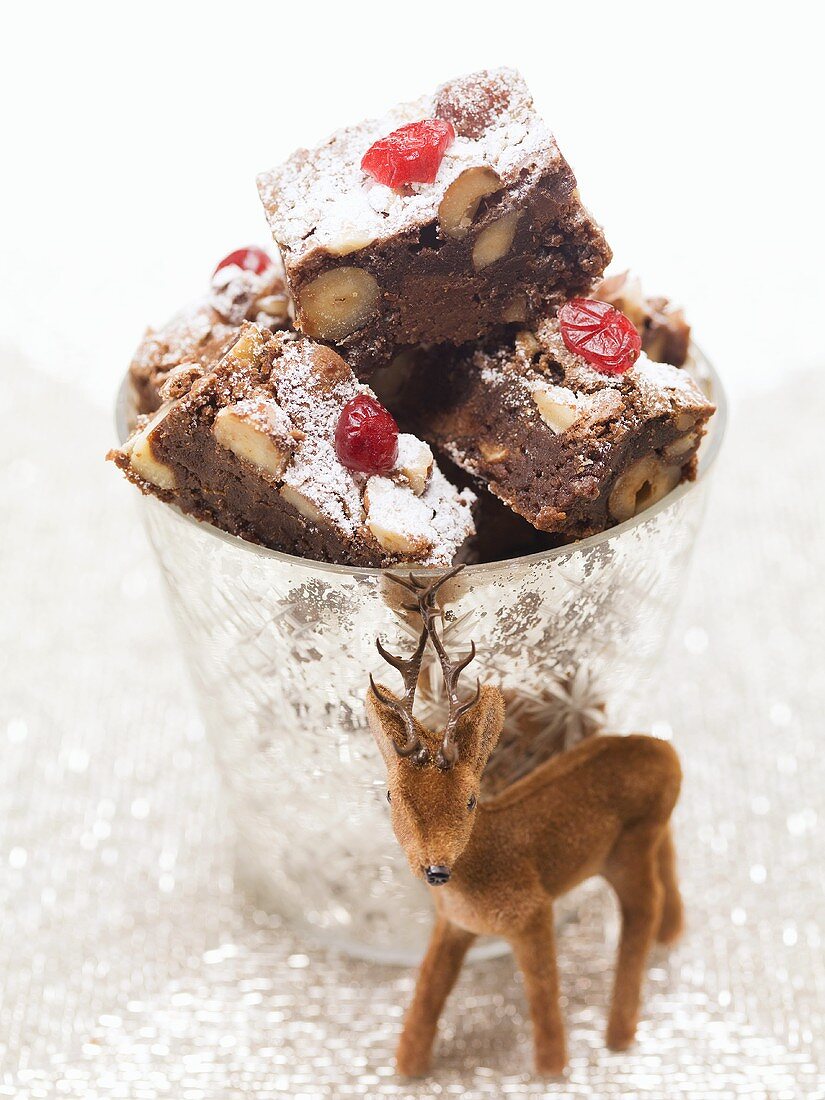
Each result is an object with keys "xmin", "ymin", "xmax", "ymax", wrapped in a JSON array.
[
  {"xmin": 472, "ymin": 212, "xmax": 519, "ymax": 270},
  {"xmin": 299, "ymin": 267, "xmax": 380, "ymax": 341},
  {"xmin": 608, "ymin": 456, "xmax": 681, "ymax": 522},
  {"xmin": 438, "ymin": 166, "xmax": 502, "ymax": 239},
  {"xmin": 212, "ymin": 399, "xmax": 294, "ymax": 479},
  {"xmin": 126, "ymin": 405, "xmax": 177, "ymax": 490}
]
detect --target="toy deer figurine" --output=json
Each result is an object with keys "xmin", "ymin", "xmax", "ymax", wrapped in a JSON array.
[{"xmin": 366, "ymin": 565, "xmax": 683, "ymax": 1077}]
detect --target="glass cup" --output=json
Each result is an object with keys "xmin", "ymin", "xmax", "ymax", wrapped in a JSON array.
[{"xmin": 117, "ymin": 347, "xmax": 726, "ymax": 964}]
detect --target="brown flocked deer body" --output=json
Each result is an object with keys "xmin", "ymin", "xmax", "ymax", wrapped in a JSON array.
[{"xmin": 366, "ymin": 566, "xmax": 684, "ymax": 1077}]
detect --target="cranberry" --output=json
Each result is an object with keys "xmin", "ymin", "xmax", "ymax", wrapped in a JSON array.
[
  {"xmin": 361, "ymin": 118, "xmax": 455, "ymax": 189},
  {"xmin": 335, "ymin": 395, "xmax": 399, "ymax": 474},
  {"xmin": 558, "ymin": 298, "xmax": 642, "ymax": 375},
  {"xmin": 213, "ymin": 247, "xmax": 272, "ymax": 278}
]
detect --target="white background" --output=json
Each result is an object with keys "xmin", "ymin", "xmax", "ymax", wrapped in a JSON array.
[{"xmin": 2, "ymin": 0, "xmax": 823, "ymax": 409}]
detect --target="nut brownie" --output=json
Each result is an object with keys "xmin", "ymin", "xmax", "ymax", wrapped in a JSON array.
[
  {"xmin": 129, "ymin": 248, "xmax": 290, "ymax": 414},
  {"xmin": 593, "ymin": 270, "xmax": 691, "ymax": 367},
  {"xmin": 401, "ymin": 314, "xmax": 715, "ymax": 539},
  {"xmin": 257, "ymin": 68, "xmax": 611, "ymax": 376},
  {"xmin": 111, "ymin": 325, "xmax": 475, "ymax": 567}
]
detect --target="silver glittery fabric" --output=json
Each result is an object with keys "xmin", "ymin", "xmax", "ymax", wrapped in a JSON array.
[{"xmin": 3, "ymin": 356, "xmax": 823, "ymax": 1097}]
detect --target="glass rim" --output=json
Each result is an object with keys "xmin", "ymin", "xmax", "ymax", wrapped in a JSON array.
[{"xmin": 116, "ymin": 342, "xmax": 728, "ymax": 578}]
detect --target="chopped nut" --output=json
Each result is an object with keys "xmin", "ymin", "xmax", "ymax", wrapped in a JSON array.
[
  {"xmin": 255, "ymin": 293, "xmax": 291, "ymax": 326},
  {"xmin": 515, "ymin": 329, "xmax": 542, "ymax": 360},
  {"xmin": 479, "ymin": 440, "xmax": 509, "ymax": 464},
  {"xmin": 323, "ymin": 226, "xmax": 376, "ymax": 256},
  {"xmin": 230, "ymin": 325, "xmax": 268, "ymax": 366},
  {"xmin": 608, "ymin": 456, "xmax": 681, "ymax": 522},
  {"xmin": 438, "ymin": 166, "xmax": 502, "ymax": 239},
  {"xmin": 213, "ymin": 398, "xmax": 294, "ymax": 479},
  {"xmin": 663, "ymin": 431, "xmax": 699, "ymax": 461},
  {"xmin": 532, "ymin": 385, "xmax": 580, "ymax": 433},
  {"xmin": 395, "ymin": 435, "xmax": 433, "ymax": 495},
  {"xmin": 298, "ymin": 267, "xmax": 380, "ymax": 341},
  {"xmin": 126, "ymin": 406, "xmax": 177, "ymax": 490},
  {"xmin": 675, "ymin": 412, "xmax": 698, "ymax": 432},
  {"xmin": 367, "ymin": 518, "xmax": 428, "ymax": 555},
  {"xmin": 310, "ymin": 344, "xmax": 353, "ymax": 387},
  {"xmin": 472, "ymin": 212, "xmax": 520, "ymax": 270},
  {"xmin": 364, "ymin": 477, "xmax": 433, "ymax": 556},
  {"xmin": 158, "ymin": 362, "xmax": 204, "ymax": 402},
  {"xmin": 280, "ymin": 483, "xmax": 325, "ymax": 524}
]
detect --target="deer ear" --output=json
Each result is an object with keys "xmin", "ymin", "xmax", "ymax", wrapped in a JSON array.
[
  {"xmin": 365, "ymin": 685, "xmax": 407, "ymax": 768},
  {"xmin": 459, "ymin": 684, "xmax": 505, "ymax": 770}
]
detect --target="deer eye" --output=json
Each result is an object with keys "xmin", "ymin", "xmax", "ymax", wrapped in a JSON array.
[
  {"xmin": 386, "ymin": 790, "xmax": 392, "ymax": 803},
  {"xmin": 467, "ymin": 794, "xmax": 477, "ymax": 812}
]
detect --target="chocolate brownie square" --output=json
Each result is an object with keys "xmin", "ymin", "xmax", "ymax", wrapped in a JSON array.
[
  {"xmin": 257, "ymin": 68, "xmax": 611, "ymax": 376},
  {"xmin": 401, "ymin": 317, "xmax": 715, "ymax": 540},
  {"xmin": 111, "ymin": 325, "xmax": 475, "ymax": 567}
]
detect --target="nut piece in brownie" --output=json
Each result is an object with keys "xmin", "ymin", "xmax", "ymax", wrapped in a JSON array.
[
  {"xmin": 111, "ymin": 325, "xmax": 475, "ymax": 567},
  {"xmin": 401, "ymin": 310, "xmax": 715, "ymax": 539},
  {"xmin": 593, "ymin": 270, "xmax": 691, "ymax": 367},
  {"xmin": 129, "ymin": 247, "xmax": 291, "ymax": 414},
  {"xmin": 256, "ymin": 68, "xmax": 611, "ymax": 376}
]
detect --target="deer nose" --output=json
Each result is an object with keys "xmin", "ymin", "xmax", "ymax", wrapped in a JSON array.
[{"xmin": 425, "ymin": 864, "xmax": 451, "ymax": 886}]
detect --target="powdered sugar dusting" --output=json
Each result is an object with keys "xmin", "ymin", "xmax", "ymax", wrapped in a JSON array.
[
  {"xmin": 267, "ymin": 336, "xmax": 474, "ymax": 559},
  {"xmin": 229, "ymin": 395, "xmax": 294, "ymax": 440},
  {"xmin": 365, "ymin": 471, "xmax": 475, "ymax": 567},
  {"xmin": 632, "ymin": 358, "xmax": 706, "ymax": 411},
  {"xmin": 132, "ymin": 303, "xmax": 226, "ymax": 375},
  {"xmin": 395, "ymin": 433, "xmax": 429, "ymax": 472},
  {"xmin": 271, "ymin": 340, "xmax": 364, "ymax": 439},
  {"xmin": 421, "ymin": 468, "xmax": 476, "ymax": 566},
  {"xmin": 257, "ymin": 68, "xmax": 558, "ymax": 260},
  {"xmin": 365, "ymin": 476, "xmax": 435, "ymax": 545},
  {"xmin": 282, "ymin": 437, "xmax": 363, "ymax": 537},
  {"xmin": 534, "ymin": 318, "xmax": 709, "ymax": 418}
]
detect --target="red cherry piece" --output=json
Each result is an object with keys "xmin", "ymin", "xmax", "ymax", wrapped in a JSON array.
[
  {"xmin": 335, "ymin": 395, "xmax": 399, "ymax": 475},
  {"xmin": 558, "ymin": 298, "xmax": 642, "ymax": 375},
  {"xmin": 361, "ymin": 119, "xmax": 456, "ymax": 189},
  {"xmin": 213, "ymin": 247, "xmax": 272, "ymax": 278}
]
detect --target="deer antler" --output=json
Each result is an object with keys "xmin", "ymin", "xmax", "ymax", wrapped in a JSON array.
[
  {"xmin": 418, "ymin": 575, "xmax": 480, "ymax": 771},
  {"xmin": 376, "ymin": 564, "xmax": 477, "ymax": 772},
  {"xmin": 370, "ymin": 622, "xmax": 430, "ymax": 766},
  {"xmin": 371, "ymin": 565, "xmax": 468, "ymax": 767}
]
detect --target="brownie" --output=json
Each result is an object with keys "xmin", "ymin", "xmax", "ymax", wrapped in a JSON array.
[
  {"xmin": 401, "ymin": 318, "xmax": 715, "ymax": 539},
  {"xmin": 593, "ymin": 271, "xmax": 691, "ymax": 367},
  {"xmin": 256, "ymin": 68, "xmax": 611, "ymax": 377},
  {"xmin": 111, "ymin": 325, "xmax": 475, "ymax": 567},
  {"xmin": 128, "ymin": 254, "xmax": 290, "ymax": 414},
  {"xmin": 420, "ymin": 448, "xmax": 560, "ymax": 564}
]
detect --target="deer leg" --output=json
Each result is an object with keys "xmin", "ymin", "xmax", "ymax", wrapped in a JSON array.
[
  {"xmin": 396, "ymin": 917, "xmax": 476, "ymax": 1077},
  {"xmin": 655, "ymin": 826, "xmax": 684, "ymax": 945},
  {"xmin": 603, "ymin": 826, "xmax": 664, "ymax": 1052},
  {"xmin": 510, "ymin": 907, "xmax": 566, "ymax": 1076}
]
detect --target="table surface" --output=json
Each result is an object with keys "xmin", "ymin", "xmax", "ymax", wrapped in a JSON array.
[{"xmin": 3, "ymin": 347, "xmax": 824, "ymax": 1097}]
